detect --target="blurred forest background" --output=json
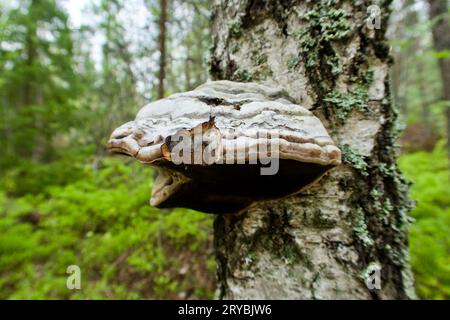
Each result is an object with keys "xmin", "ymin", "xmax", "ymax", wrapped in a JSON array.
[{"xmin": 0, "ymin": 0, "xmax": 449, "ymax": 299}]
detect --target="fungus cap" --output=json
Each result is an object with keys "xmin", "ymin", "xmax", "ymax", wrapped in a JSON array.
[{"xmin": 107, "ymin": 80, "xmax": 341, "ymax": 213}]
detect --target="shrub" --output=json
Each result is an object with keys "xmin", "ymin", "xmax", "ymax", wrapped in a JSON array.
[
  {"xmin": 399, "ymin": 141, "xmax": 450, "ymax": 299},
  {"xmin": 0, "ymin": 156, "xmax": 215, "ymax": 299}
]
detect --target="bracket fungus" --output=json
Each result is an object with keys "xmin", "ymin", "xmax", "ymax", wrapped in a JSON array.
[{"xmin": 107, "ymin": 81, "xmax": 341, "ymax": 213}]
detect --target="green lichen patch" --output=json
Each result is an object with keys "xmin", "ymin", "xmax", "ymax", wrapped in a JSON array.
[
  {"xmin": 324, "ymin": 87, "xmax": 369, "ymax": 121},
  {"xmin": 228, "ymin": 19, "xmax": 242, "ymax": 38},
  {"xmin": 312, "ymin": 209, "xmax": 337, "ymax": 229},
  {"xmin": 370, "ymin": 187, "xmax": 394, "ymax": 224},
  {"xmin": 383, "ymin": 244, "xmax": 406, "ymax": 267},
  {"xmin": 243, "ymin": 251, "xmax": 257, "ymax": 268},
  {"xmin": 237, "ymin": 210, "xmax": 309, "ymax": 270},
  {"xmin": 382, "ymin": 198, "xmax": 393, "ymax": 216},
  {"xmin": 377, "ymin": 163, "xmax": 395, "ymax": 178},
  {"xmin": 340, "ymin": 144, "xmax": 369, "ymax": 176},
  {"xmin": 293, "ymin": 5, "xmax": 352, "ymax": 71},
  {"xmin": 295, "ymin": 6, "xmax": 352, "ymax": 39},
  {"xmin": 280, "ymin": 241, "xmax": 302, "ymax": 266},
  {"xmin": 232, "ymin": 69, "xmax": 253, "ymax": 82},
  {"xmin": 353, "ymin": 208, "xmax": 374, "ymax": 247},
  {"xmin": 287, "ymin": 55, "xmax": 300, "ymax": 70},
  {"xmin": 247, "ymin": 233, "xmax": 308, "ymax": 268},
  {"xmin": 250, "ymin": 52, "xmax": 272, "ymax": 80},
  {"xmin": 251, "ymin": 51, "xmax": 268, "ymax": 66}
]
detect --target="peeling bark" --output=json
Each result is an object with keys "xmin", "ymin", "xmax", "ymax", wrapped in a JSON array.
[{"xmin": 210, "ymin": 0, "xmax": 415, "ymax": 299}]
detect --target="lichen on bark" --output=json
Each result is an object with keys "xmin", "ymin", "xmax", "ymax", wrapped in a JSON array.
[{"xmin": 210, "ymin": 0, "xmax": 415, "ymax": 299}]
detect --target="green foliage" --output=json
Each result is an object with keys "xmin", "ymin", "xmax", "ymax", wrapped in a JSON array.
[
  {"xmin": 0, "ymin": 0, "xmax": 79, "ymax": 164},
  {"xmin": 432, "ymin": 49, "xmax": 450, "ymax": 59},
  {"xmin": 0, "ymin": 156, "xmax": 215, "ymax": 299},
  {"xmin": 399, "ymin": 141, "xmax": 450, "ymax": 299}
]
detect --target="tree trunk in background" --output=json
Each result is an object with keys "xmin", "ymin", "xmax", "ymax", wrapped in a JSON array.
[
  {"xmin": 158, "ymin": 0, "xmax": 167, "ymax": 99},
  {"xmin": 25, "ymin": 0, "xmax": 47, "ymax": 161},
  {"xmin": 428, "ymin": 0, "xmax": 450, "ymax": 156},
  {"xmin": 23, "ymin": 0, "xmax": 38, "ymax": 159},
  {"xmin": 406, "ymin": 0, "xmax": 430, "ymax": 124},
  {"xmin": 210, "ymin": 0, "xmax": 415, "ymax": 299},
  {"xmin": 392, "ymin": 0, "xmax": 417, "ymax": 119},
  {"xmin": 417, "ymin": 61, "xmax": 431, "ymax": 122}
]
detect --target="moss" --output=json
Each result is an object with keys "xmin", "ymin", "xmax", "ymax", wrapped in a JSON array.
[
  {"xmin": 228, "ymin": 20, "xmax": 242, "ymax": 38},
  {"xmin": 340, "ymin": 144, "xmax": 369, "ymax": 176}
]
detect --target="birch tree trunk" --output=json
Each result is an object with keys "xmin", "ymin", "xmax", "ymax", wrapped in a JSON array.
[{"xmin": 210, "ymin": 0, "xmax": 416, "ymax": 299}]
